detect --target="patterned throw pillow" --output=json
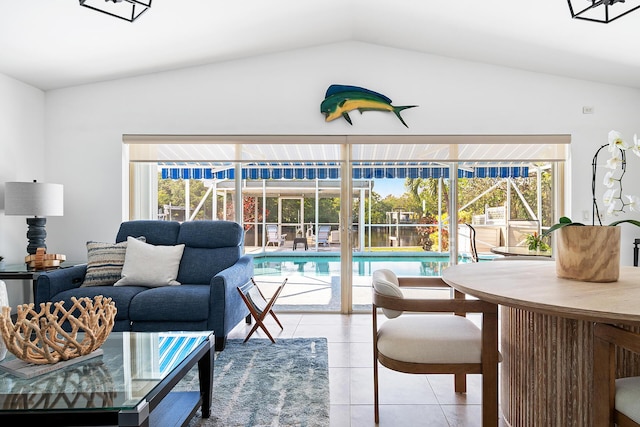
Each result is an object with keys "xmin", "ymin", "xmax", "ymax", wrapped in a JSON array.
[{"xmin": 81, "ymin": 237, "xmax": 145, "ymax": 287}]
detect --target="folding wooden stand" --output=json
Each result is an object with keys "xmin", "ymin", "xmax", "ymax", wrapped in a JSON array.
[{"xmin": 237, "ymin": 278, "xmax": 287, "ymax": 343}]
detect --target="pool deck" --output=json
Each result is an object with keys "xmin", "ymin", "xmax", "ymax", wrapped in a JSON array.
[{"xmin": 245, "ymin": 240, "xmax": 343, "ymax": 254}]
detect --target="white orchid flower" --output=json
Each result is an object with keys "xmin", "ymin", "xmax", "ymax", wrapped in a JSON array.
[
  {"xmin": 606, "ymin": 152, "xmax": 623, "ymax": 169},
  {"xmin": 603, "ymin": 188, "xmax": 617, "ymax": 206},
  {"xmin": 602, "ymin": 170, "xmax": 616, "ymax": 188},
  {"xmin": 632, "ymin": 134, "xmax": 640, "ymax": 157},
  {"xmin": 608, "ymin": 130, "xmax": 631, "ymax": 152},
  {"xmin": 626, "ymin": 194, "xmax": 640, "ymax": 212}
]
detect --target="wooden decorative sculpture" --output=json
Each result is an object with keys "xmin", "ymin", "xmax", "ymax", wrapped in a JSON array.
[
  {"xmin": 25, "ymin": 247, "xmax": 66, "ymax": 270},
  {"xmin": 0, "ymin": 296, "xmax": 116, "ymax": 364}
]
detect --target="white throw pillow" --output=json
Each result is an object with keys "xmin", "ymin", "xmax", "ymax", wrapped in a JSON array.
[{"xmin": 114, "ymin": 236, "xmax": 185, "ymax": 287}]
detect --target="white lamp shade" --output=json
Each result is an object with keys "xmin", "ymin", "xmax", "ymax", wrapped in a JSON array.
[{"xmin": 4, "ymin": 182, "xmax": 64, "ymax": 217}]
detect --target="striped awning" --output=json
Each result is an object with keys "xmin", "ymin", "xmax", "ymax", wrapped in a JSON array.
[{"xmin": 159, "ymin": 162, "xmax": 530, "ymax": 180}]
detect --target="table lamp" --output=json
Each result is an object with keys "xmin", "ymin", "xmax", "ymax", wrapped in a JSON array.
[{"xmin": 4, "ymin": 180, "xmax": 64, "ymax": 255}]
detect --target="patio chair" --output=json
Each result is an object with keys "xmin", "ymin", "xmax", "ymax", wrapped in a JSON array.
[
  {"xmin": 266, "ymin": 224, "xmax": 286, "ymax": 247},
  {"xmin": 372, "ymin": 269, "xmax": 499, "ymax": 425},
  {"xmin": 593, "ymin": 323, "xmax": 640, "ymax": 426},
  {"xmin": 316, "ymin": 225, "xmax": 330, "ymax": 246}
]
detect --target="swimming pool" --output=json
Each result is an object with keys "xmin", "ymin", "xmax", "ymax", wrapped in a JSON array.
[
  {"xmin": 253, "ymin": 252, "xmax": 484, "ymax": 312},
  {"xmin": 252, "ymin": 254, "xmax": 473, "ymax": 278},
  {"xmin": 251, "ymin": 253, "xmax": 483, "ymax": 311}
]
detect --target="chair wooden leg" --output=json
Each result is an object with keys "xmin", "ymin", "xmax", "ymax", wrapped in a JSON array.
[
  {"xmin": 593, "ymin": 327, "xmax": 616, "ymax": 427},
  {"xmin": 482, "ymin": 304, "xmax": 499, "ymax": 426},
  {"xmin": 269, "ymin": 310, "xmax": 284, "ymax": 329},
  {"xmin": 244, "ymin": 316, "xmax": 276, "ymax": 343},
  {"xmin": 373, "ymin": 306, "xmax": 380, "ymax": 424},
  {"xmin": 374, "ymin": 357, "xmax": 380, "ymax": 424},
  {"xmin": 482, "ymin": 361, "xmax": 499, "ymax": 426},
  {"xmin": 243, "ymin": 322, "xmax": 260, "ymax": 343},
  {"xmin": 257, "ymin": 319, "xmax": 277, "ymax": 343},
  {"xmin": 454, "ymin": 374, "xmax": 466, "ymax": 393}
]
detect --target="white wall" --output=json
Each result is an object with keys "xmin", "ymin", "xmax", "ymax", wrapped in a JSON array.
[
  {"xmin": 0, "ymin": 72, "xmax": 45, "ymax": 306},
  {"xmin": 41, "ymin": 41, "xmax": 640, "ymax": 264}
]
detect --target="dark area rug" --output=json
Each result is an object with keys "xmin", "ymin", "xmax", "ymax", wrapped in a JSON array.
[{"xmin": 178, "ymin": 337, "xmax": 329, "ymax": 427}]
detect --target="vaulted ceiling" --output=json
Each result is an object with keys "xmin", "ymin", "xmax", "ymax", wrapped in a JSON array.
[{"xmin": 2, "ymin": 1, "xmax": 640, "ymax": 91}]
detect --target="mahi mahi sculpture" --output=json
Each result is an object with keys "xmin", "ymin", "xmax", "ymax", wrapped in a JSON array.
[{"xmin": 320, "ymin": 84, "xmax": 417, "ymax": 128}]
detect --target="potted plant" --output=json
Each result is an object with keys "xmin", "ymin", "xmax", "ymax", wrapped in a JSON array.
[
  {"xmin": 543, "ymin": 131, "xmax": 640, "ymax": 282},
  {"xmin": 524, "ymin": 232, "xmax": 550, "ymax": 251}
]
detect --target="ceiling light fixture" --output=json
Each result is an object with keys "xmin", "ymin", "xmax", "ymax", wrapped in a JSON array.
[
  {"xmin": 567, "ymin": 0, "xmax": 640, "ymax": 23},
  {"xmin": 79, "ymin": 0, "xmax": 151, "ymax": 23}
]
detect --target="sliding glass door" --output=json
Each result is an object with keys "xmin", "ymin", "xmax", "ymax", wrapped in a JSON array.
[{"xmin": 126, "ymin": 134, "xmax": 568, "ymax": 313}]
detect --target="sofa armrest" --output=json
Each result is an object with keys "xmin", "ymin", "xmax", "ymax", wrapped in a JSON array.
[
  {"xmin": 209, "ymin": 255, "xmax": 254, "ymax": 337},
  {"xmin": 35, "ymin": 264, "xmax": 88, "ymax": 305}
]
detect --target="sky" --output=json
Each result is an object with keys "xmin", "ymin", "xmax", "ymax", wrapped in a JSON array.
[{"xmin": 371, "ymin": 179, "xmax": 406, "ymax": 198}]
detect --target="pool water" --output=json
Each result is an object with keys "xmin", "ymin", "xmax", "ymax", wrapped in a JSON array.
[
  {"xmin": 253, "ymin": 255, "xmax": 473, "ymax": 278},
  {"xmin": 251, "ymin": 254, "xmax": 485, "ymax": 311}
]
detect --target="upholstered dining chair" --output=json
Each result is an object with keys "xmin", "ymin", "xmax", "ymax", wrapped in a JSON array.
[
  {"xmin": 593, "ymin": 323, "xmax": 640, "ymax": 426},
  {"xmin": 371, "ymin": 269, "xmax": 500, "ymax": 425}
]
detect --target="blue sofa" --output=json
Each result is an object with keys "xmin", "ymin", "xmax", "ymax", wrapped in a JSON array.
[{"xmin": 35, "ymin": 220, "xmax": 253, "ymax": 351}]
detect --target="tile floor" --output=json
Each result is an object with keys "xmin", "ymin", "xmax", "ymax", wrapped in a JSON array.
[{"xmin": 227, "ymin": 312, "xmax": 508, "ymax": 427}]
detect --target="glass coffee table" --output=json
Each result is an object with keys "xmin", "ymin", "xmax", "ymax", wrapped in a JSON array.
[{"xmin": 0, "ymin": 331, "xmax": 214, "ymax": 427}]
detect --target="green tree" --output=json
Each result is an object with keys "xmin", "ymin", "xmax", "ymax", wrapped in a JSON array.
[
  {"xmin": 457, "ymin": 171, "xmax": 552, "ymax": 227},
  {"xmin": 158, "ymin": 178, "xmax": 211, "ymax": 221},
  {"xmin": 318, "ymin": 197, "xmax": 340, "ymax": 223},
  {"xmin": 458, "ymin": 177, "xmax": 505, "ymax": 223},
  {"xmin": 405, "ymin": 177, "xmax": 450, "ymax": 220},
  {"xmin": 353, "ymin": 192, "xmax": 390, "ymax": 224},
  {"xmin": 242, "ymin": 196, "xmax": 268, "ymax": 231}
]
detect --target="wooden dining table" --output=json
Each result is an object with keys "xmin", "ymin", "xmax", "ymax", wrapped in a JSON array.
[
  {"xmin": 442, "ymin": 260, "xmax": 640, "ymax": 427},
  {"xmin": 490, "ymin": 245, "xmax": 552, "ymax": 257}
]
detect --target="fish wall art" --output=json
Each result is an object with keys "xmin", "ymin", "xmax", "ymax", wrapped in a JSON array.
[{"xmin": 320, "ymin": 84, "xmax": 418, "ymax": 128}]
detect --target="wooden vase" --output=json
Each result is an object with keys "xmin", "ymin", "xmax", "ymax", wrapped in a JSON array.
[{"xmin": 555, "ymin": 225, "xmax": 620, "ymax": 282}]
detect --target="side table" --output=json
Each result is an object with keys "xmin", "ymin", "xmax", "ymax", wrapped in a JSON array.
[{"xmin": 0, "ymin": 261, "xmax": 83, "ymax": 305}]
